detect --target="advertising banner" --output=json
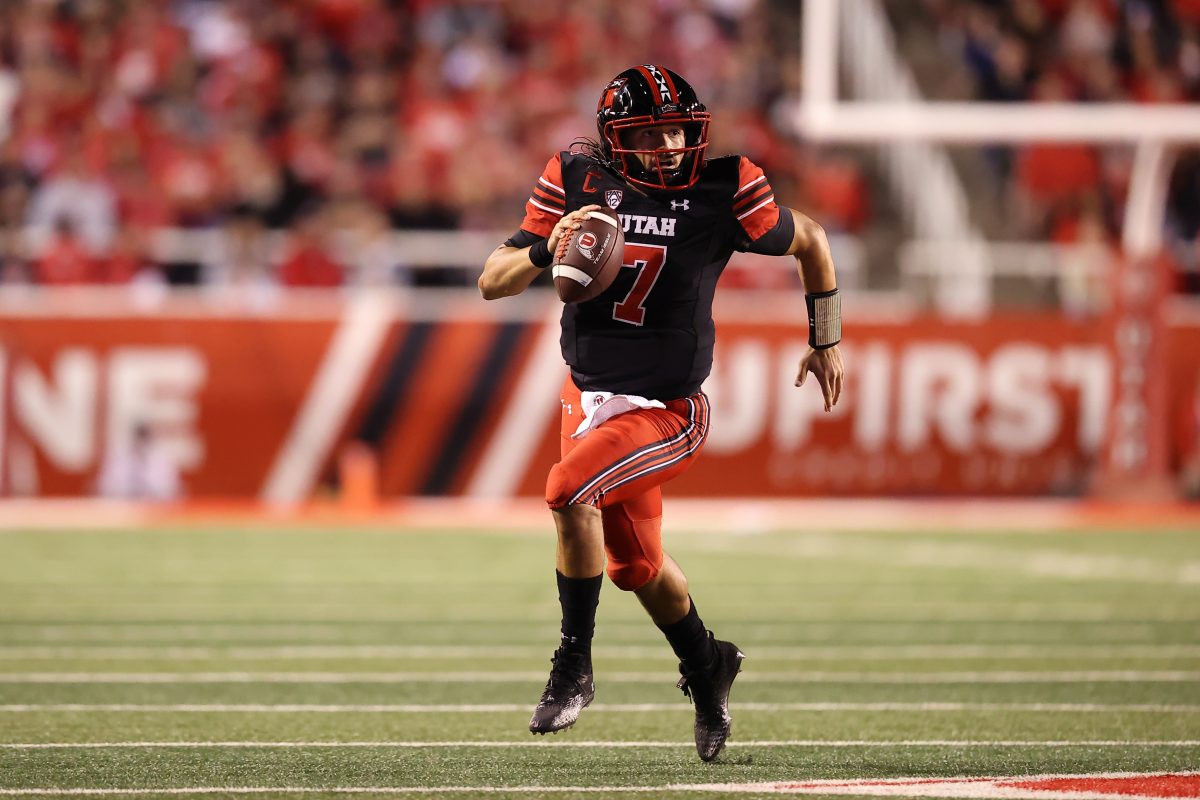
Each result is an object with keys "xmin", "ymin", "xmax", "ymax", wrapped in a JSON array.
[{"xmin": 1, "ymin": 293, "xmax": 1197, "ymax": 499}]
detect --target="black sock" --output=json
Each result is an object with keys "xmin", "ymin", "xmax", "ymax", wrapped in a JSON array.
[
  {"xmin": 557, "ymin": 570, "xmax": 602, "ymax": 655},
  {"xmin": 658, "ymin": 596, "xmax": 717, "ymax": 671}
]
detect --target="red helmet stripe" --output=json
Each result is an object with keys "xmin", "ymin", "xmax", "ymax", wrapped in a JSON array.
[
  {"xmin": 656, "ymin": 66, "xmax": 680, "ymax": 103},
  {"xmin": 635, "ymin": 65, "xmax": 664, "ymax": 104},
  {"xmin": 599, "ymin": 85, "xmax": 617, "ymax": 112}
]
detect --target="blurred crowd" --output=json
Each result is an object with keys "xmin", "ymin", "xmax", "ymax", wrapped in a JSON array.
[
  {"xmin": 924, "ymin": 0, "xmax": 1200, "ymax": 289},
  {"xmin": 0, "ymin": 0, "xmax": 862, "ymax": 290},
  {"xmin": 0, "ymin": 0, "xmax": 1196, "ymax": 294},
  {"xmin": 936, "ymin": 0, "xmax": 1200, "ymax": 105}
]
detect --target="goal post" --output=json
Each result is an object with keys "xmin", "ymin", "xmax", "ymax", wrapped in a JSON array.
[
  {"xmin": 798, "ymin": 0, "xmax": 1200, "ymax": 499},
  {"xmin": 798, "ymin": 102, "xmax": 1200, "ymax": 146}
]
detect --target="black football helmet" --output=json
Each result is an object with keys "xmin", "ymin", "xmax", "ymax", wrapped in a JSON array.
[{"xmin": 596, "ymin": 65, "xmax": 710, "ymax": 191}]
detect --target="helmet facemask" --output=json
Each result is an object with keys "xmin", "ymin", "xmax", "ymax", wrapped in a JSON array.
[{"xmin": 603, "ymin": 114, "xmax": 710, "ymax": 191}]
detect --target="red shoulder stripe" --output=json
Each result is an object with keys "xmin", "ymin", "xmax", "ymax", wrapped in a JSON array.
[
  {"xmin": 735, "ymin": 156, "xmax": 768, "ymax": 197},
  {"xmin": 733, "ymin": 156, "xmax": 779, "ymax": 240},
  {"xmin": 537, "ymin": 175, "xmax": 565, "ymax": 198},
  {"xmin": 736, "ymin": 194, "xmax": 776, "ymax": 222},
  {"xmin": 540, "ymin": 153, "xmax": 565, "ymax": 193},
  {"xmin": 734, "ymin": 185, "xmax": 774, "ymax": 213},
  {"xmin": 527, "ymin": 194, "xmax": 563, "ymax": 215},
  {"xmin": 532, "ymin": 186, "xmax": 566, "ymax": 208},
  {"xmin": 736, "ymin": 193, "xmax": 779, "ymax": 242},
  {"xmin": 519, "ymin": 153, "xmax": 567, "ymax": 238},
  {"xmin": 735, "ymin": 175, "xmax": 766, "ymax": 200}
]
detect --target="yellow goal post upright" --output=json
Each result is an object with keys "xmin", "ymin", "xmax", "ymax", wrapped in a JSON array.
[{"xmin": 798, "ymin": 0, "xmax": 1200, "ymax": 499}]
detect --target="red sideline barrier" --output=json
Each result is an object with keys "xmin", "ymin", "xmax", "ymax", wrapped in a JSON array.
[{"xmin": 1, "ymin": 294, "xmax": 1198, "ymax": 499}]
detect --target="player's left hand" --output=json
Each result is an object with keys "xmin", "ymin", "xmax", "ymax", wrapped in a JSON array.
[{"xmin": 796, "ymin": 345, "xmax": 844, "ymax": 412}]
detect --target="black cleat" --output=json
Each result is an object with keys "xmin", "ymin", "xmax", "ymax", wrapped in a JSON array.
[
  {"xmin": 676, "ymin": 636, "xmax": 745, "ymax": 761},
  {"xmin": 529, "ymin": 647, "xmax": 595, "ymax": 734}
]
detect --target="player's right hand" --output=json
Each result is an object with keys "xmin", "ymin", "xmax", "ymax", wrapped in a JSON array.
[{"xmin": 547, "ymin": 204, "xmax": 603, "ymax": 255}]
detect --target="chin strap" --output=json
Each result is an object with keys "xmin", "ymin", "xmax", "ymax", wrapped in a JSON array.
[
  {"xmin": 620, "ymin": 152, "xmax": 693, "ymax": 188},
  {"xmin": 806, "ymin": 288, "xmax": 841, "ymax": 350}
]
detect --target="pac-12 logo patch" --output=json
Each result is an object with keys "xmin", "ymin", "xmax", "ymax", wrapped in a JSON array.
[
  {"xmin": 605, "ymin": 189, "xmax": 623, "ymax": 210},
  {"xmin": 576, "ymin": 231, "xmax": 598, "ymax": 260}
]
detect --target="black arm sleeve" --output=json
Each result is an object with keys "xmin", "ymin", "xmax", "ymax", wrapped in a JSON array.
[
  {"xmin": 737, "ymin": 206, "xmax": 796, "ymax": 256},
  {"xmin": 503, "ymin": 229, "xmax": 546, "ymax": 249}
]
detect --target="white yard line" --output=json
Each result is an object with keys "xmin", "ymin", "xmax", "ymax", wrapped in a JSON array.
[
  {"xmin": 15, "ymin": 607, "xmax": 1192, "ymax": 624},
  {"xmin": 0, "ymin": 670, "xmax": 1195, "ymax": 684},
  {"xmin": 3, "ymin": 740, "xmax": 1199, "ymax": 750},
  {"xmin": 0, "ymin": 702, "xmax": 1196, "ymax": 714},
  {"xmin": 1, "ymin": 773, "xmax": 1198, "ymax": 797},
  {"xmin": 0, "ymin": 772, "xmax": 1198, "ymax": 797},
  {"xmin": 0, "ymin": 773, "xmax": 1197, "ymax": 799},
  {"xmin": 686, "ymin": 528, "xmax": 1200, "ymax": 583},
  {"xmin": 0, "ymin": 790, "xmax": 656, "ymax": 797},
  {"xmin": 5, "ymin": 607, "xmax": 1197, "ymax": 624},
  {"xmin": 0, "ymin": 789, "xmax": 655, "ymax": 797},
  {"xmin": 1, "ymin": 643, "xmax": 1197, "ymax": 660},
  {"xmin": 4, "ymin": 622, "xmax": 1190, "ymax": 643}
]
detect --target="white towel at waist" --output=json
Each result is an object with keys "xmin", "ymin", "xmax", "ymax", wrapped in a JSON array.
[{"xmin": 572, "ymin": 391, "xmax": 666, "ymax": 439}]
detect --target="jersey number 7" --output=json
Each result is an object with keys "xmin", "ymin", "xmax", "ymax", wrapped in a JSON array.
[{"xmin": 612, "ymin": 243, "xmax": 666, "ymax": 326}]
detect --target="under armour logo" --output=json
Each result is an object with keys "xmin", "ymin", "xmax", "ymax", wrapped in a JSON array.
[{"xmin": 670, "ymin": 199, "xmax": 690, "ymax": 211}]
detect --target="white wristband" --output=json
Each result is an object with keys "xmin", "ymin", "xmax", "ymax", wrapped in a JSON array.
[{"xmin": 806, "ymin": 289, "xmax": 841, "ymax": 349}]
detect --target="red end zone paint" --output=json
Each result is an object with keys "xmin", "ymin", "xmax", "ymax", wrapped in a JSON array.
[
  {"xmin": 708, "ymin": 772, "xmax": 1200, "ymax": 797},
  {"xmin": 1006, "ymin": 775, "xmax": 1200, "ymax": 798}
]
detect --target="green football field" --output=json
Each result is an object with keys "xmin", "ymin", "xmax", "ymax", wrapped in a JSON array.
[{"xmin": 0, "ymin": 524, "xmax": 1197, "ymax": 799}]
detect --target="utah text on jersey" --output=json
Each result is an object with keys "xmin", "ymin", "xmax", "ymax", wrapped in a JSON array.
[{"xmin": 618, "ymin": 214, "xmax": 677, "ymax": 237}]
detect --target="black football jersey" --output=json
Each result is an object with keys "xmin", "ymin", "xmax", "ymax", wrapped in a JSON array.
[{"xmin": 518, "ymin": 151, "xmax": 784, "ymax": 400}]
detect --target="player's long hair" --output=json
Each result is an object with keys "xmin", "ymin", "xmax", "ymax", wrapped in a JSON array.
[{"xmin": 570, "ymin": 137, "xmax": 615, "ymax": 169}]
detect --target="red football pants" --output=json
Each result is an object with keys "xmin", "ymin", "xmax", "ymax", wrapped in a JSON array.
[{"xmin": 545, "ymin": 374, "xmax": 711, "ymax": 591}]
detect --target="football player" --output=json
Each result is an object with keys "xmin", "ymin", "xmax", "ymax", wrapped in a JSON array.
[{"xmin": 479, "ymin": 65, "xmax": 844, "ymax": 761}]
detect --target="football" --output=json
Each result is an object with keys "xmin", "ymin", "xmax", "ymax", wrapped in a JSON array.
[{"xmin": 552, "ymin": 208, "xmax": 625, "ymax": 303}]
